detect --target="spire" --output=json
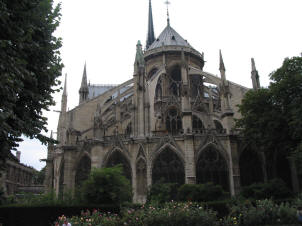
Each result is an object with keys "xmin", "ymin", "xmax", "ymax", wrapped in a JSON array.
[
  {"xmin": 61, "ymin": 73, "xmax": 67, "ymax": 113},
  {"xmin": 81, "ymin": 62, "xmax": 88, "ymax": 88},
  {"xmin": 251, "ymin": 58, "xmax": 260, "ymax": 90},
  {"xmin": 146, "ymin": 0, "xmax": 155, "ymax": 49},
  {"xmin": 165, "ymin": 0, "xmax": 171, "ymax": 26},
  {"xmin": 79, "ymin": 62, "xmax": 89, "ymax": 104},
  {"xmin": 219, "ymin": 49, "xmax": 225, "ymax": 71}
]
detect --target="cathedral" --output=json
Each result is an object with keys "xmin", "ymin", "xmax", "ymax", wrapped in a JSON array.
[{"xmin": 44, "ymin": 1, "xmax": 299, "ymax": 203}]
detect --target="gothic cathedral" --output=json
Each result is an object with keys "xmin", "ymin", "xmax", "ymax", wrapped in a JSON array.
[{"xmin": 44, "ymin": 1, "xmax": 299, "ymax": 203}]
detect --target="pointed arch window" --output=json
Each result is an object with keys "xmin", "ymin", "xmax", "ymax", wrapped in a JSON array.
[
  {"xmin": 169, "ymin": 65, "xmax": 182, "ymax": 96},
  {"xmin": 214, "ymin": 120, "xmax": 224, "ymax": 134},
  {"xmin": 192, "ymin": 115, "xmax": 203, "ymax": 133},
  {"xmin": 106, "ymin": 151, "xmax": 131, "ymax": 182},
  {"xmin": 75, "ymin": 155, "xmax": 91, "ymax": 187},
  {"xmin": 152, "ymin": 147, "xmax": 185, "ymax": 185},
  {"xmin": 196, "ymin": 147, "xmax": 229, "ymax": 191},
  {"xmin": 166, "ymin": 108, "xmax": 182, "ymax": 135}
]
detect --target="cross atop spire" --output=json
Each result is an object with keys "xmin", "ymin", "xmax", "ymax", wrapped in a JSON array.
[
  {"xmin": 146, "ymin": 0, "xmax": 155, "ymax": 49},
  {"xmin": 165, "ymin": 0, "xmax": 171, "ymax": 26}
]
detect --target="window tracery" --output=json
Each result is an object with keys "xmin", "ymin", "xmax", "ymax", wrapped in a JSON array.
[
  {"xmin": 165, "ymin": 108, "xmax": 182, "ymax": 135},
  {"xmin": 192, "ymin": 115, "xmax": 203, "ymax": 133},
  {"xmin": 152, "ymin": 147, "xmax": 185, "ymax": 185},
  {"xmin": 196, "ymin": 147, "xmax": 229, "ymax": 191},
  {"xmin": 168, "ymin": 65, "xmax": 182, "ymax": 97}
]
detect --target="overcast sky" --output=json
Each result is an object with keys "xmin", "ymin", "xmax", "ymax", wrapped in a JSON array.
[{"xmin": 16, "ymin": 0, "xmax": 302, "ymax": 170}]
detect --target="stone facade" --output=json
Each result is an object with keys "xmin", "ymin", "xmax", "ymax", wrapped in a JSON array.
[
  {"xmin": 0, "ymin": 152, "xmax": 37, "ymax": 196},
  {"xmin": 44, "ymin": 1, "xmax": 299, "ymax": 202}
]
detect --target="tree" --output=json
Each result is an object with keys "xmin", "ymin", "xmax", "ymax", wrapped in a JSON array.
[
  {"xmin": 236, "ymin": 56, "xmax": 302, "ymax": 177},
  {"xmin": 0, "ymin": 0, "xmax": 63, "ymax": 166},
  {"xmin": 80, "ymin": 165, "xmax": 132, "ymax": 205}
]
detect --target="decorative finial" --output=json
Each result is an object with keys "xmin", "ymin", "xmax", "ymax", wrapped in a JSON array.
[{"xmin": 164, "ymin": 0, "xmax": 171, "ymax": 26}]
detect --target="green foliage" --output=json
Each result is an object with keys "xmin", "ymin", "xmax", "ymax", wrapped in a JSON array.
[
  {"xmin": 236, "ymin": 56, "xmax": 302, "ymax": 175},
  {"xmin": 0, "ymin": 0, "xmax": 63, "ymax": 165},
  {"xmin": 224, "ymin": 199, "xmax": 297, "ymax": 226},
  {"xmin": 33, "ymin": 166, "xmax": 46, "ymax": 185},
  {"xmin": 147, "ymin": 182, "xmax": 179, "ymax": 204},
  {"xmin": 57, "ymin": 202, "xmax": 219, "ymax": 226},
  {"xmin": 80, "ymin": 166, "xmax": 132, "ymax": 205},
  {"xmin": 177, "ymin": 183, "xmax": 227, "ymax": 202},
  {"xmin": 241, "ymin": 179, "xmax": 293, "ymax": 200}
]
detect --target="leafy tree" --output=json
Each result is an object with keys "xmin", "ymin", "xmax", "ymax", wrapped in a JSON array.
[
  {"xmin": 80, "ymin": 165, "xmax": 132, "ymax": 205},
  {"xmin": 236, "ymin": 56, "xmax": 302, "ymax": 176},
  {"xmin": 33, "ymin": 166, "xmax": 46, "ymax": 184},
  {"xmin": 0, "ymin": 0, "xmax": 63, "ymax": 166}
]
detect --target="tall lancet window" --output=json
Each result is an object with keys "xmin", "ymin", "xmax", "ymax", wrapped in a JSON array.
[
  {"xmin": 169, "ymin": 65, "xmax": 182, "ymax": 97},
  {"xmin": 166, "ymin": 108, "xmax": 182, "ymax": 135}
]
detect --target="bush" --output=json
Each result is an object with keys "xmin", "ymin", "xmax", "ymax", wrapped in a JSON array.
[
  {"xmin": 241, "ymin": 179, "xmax": 293, "ymax": 200},
  {"xmin": 147, "ymin": 182, "xmax": 179, "ymax": 204},
  {"xmin": 80, "ymin": 165, "xmax": 132, "ymax": 205},
  {"xmin": 224, "ymin": 199, "xmax": 297, "ymax": 226},
  {"xmin": 56, "ymin": 202, "xmax": 219, "ymax": 226},
  {"xmin": 177, "ymin": 183, "xmax": 227, "ymax": 202}
]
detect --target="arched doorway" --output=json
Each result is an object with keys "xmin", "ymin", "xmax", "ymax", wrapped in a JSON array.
[
  {"xmin": 196, "ymin": 147, "xmax": 229, "ymax": 191},
  {"xmin": 106, "ymin": 150, "xmax": 132, "ymax": 182},
  {"xmin": 152, "ymin": 147, "xmax": 185, "ymax": 185},
  {"xmin": 239, "ymin": 149, "xmax": 263, "ymax": 186},
  {"xmin": 75, "ymin": 155, "xmax": 91, "ymax": 187}
]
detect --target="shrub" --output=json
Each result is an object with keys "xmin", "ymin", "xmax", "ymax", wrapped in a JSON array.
[
  {"xmin": 146, "ymin": 182, "xmax": 179, "ymax": 204},
  {"xmin": 177, "ymin": 183, "xmax": 227, "ymax": 202},
  {"xmin": 56, "ymin": 202, "xmax": 219, "ymax": 226},
  {"xmin": 241, "ymin": 179, "xmax": 293, "ymax": 200},
  {"xmin": 80, "ymin": 165, "xmax": 132, "ymax": 205},
  {"xmin": 224, "ymin": 199, "xmax": 297, "ymax": 226}
]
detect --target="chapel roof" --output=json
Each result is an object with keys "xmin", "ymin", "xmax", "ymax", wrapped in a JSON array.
[{"xmin": 147, "ymin": 24, "xmax": 192, "ymax": 50}]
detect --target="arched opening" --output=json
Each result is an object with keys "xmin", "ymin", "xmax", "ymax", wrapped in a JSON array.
[
  {"xmin": 136, "ymin": 159, "xmax": 147, "ymax": 197},
  {"xmin": 106, "ymin": 150, "xmax": 132, "ymax": 182},
  {"xmin": 166, "ymin": 108, "xmax": 182, "ymax": 135},
  {"xmin": 239, "ymin": 149, "xmax": 263, "ymax": 186},
  {"xmin": 190, "ymin": 74, "xmax": 203, "ymax": 98},
  {"xmin": 75, "ymin": 155, "xmax": 91, "ymax": 187},
  {"xmin": 169, "ymin": 65, "xmax": 181, "ymax": 96},
  {"xmin": 214, "ymin": 120, "xmax": 224, "ymax": 134},
  {"xmin": 148, "ymin": 67, "xmax": 158, "ymax": 80},
  {"xmin": 155, "ymin": 81, "xmax": 162, "ymax": 101},
  {"xmin": 152, "ymin": 147, "xmax": 185, "ymax": 185},
  {"xmin": 192, "ymin": 115, "xmax": 203, "ymax": 133},
  {"xmin": 196, "ymin": 147, "xmax": 229, "ymax": 191}
]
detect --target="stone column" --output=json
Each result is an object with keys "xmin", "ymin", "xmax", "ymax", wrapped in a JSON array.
[
  {"xmin": 184, "ymin": 135, "xmax": 196, "ymax": 184},
  {"xmin": 63, "ymin": 148, "xmax": 76, "ymax": 197}
]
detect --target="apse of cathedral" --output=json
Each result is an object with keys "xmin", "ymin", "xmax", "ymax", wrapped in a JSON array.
[{"xmin": 44, "ymin": 1, "xmax": 298, "ymax": 203}]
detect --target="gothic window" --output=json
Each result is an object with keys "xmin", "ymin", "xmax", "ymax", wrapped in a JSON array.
[
  {"xmin": 192, "ymin": 115, "xmax": 203, "ymax": 133},
  {"xmin": 165, "ymin": 108, "xmax": 182, "ymax": 135},
  {"xmin": 169, "ymin": 65, "xmax": 181, "ymax": 96},
  {"xmin": 155, "ymin": 80, "xmax": 162, "ymax": 101},
  {"xmin": 214, "ymin": 120, "xmax": 224, "ymax": 134},
  {"xmin": 196, "ymin": 147, "xmax": 229, "ymax": 191},
  {"xmin": 190, "ymin": 75, "xmax": 203, "ymax": 98},
  {"xmin": 75, "ymin": 155, "xmax": 91, "ymax": 187},
  {"xmin": 125, "ymin": 122, "xmax": 132, "ymax": 137},
  {"xmin": 136, "ymin": 159, "xmax": 147, "ymax": 197},
  {"xmin": 239, "ymin": 149, "xmax": 263, "ymax": 186},
  {"xmin": 106, "ymin": 151, "xmax": 132, "ymax": 182},
  {"xmin": 152, "ymin": 147, "xmax": 185, "ymax": 185}
]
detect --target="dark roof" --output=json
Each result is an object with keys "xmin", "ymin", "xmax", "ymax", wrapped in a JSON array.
[{"xmin": 147, "ymin": 25, "xmax": 192, "ymax": 50}]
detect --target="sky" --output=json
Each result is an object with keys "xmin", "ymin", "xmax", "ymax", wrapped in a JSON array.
[{"xmin": 16, "ymin": 0, "xmax": 302, "ymax": 170}]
